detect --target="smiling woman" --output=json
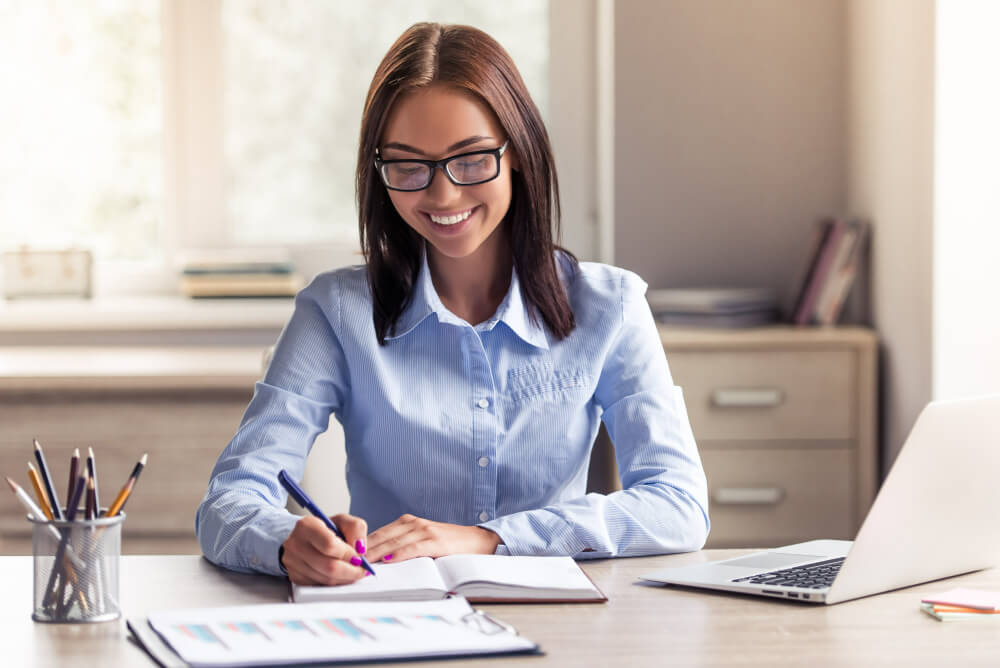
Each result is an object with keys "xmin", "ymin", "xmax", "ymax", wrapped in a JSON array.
[{"xmin": 196, "ymin": 22, "xmax": 710, "ymax": 589}]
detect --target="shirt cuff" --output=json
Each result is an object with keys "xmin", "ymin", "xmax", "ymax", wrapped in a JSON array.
[{"xmin": 480, "ymin": 509, "xmax": 586, "ymax": 556}]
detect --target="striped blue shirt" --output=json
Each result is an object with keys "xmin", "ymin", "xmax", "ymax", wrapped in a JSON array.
[{"xmin": 196, "ymin": 253, "xmax": 709, "ymax": 575}]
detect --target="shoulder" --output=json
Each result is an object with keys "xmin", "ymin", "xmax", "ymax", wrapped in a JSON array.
[
  {"xmin": 297, "ymin": 264, "xmax": 369, "ymax": 309},
  {"xmin": 559, "ymin": 254, "xmax": 649, "ymax": 318}
]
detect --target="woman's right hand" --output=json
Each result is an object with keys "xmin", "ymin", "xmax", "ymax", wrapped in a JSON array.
[{"xmin": 280, "ymin": 514, "xmax": 370, "ymax": 585}]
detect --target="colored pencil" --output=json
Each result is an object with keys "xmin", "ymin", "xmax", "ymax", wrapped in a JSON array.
[
  {"xmin": 5, "ymin": 477, "xmax": 84, "ymax": 570},
  {"xmin": 27, "ymin": 462, "xmax": 54, "ymax": 521},
  {"xmin": 46, "ymin": 469, "xmax": 89, "ymax": 613},
  {"xmin": 105, "ymin": 453, "xmax": 148, "ymax": 517},
  {"xmin": 33, "ymin": 439, "xmax": 64, "ymax": 520},
  {"xmin": 66, "ymin": 448, "xmax": 79, "ymax": 508},
  {"xmin": 86, "ymin": 446, "xmax": 101, "ymax": 513}
]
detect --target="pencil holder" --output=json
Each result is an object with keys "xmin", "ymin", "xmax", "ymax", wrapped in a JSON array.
[{"xmin": 29, "ymin": 512, "xmax": 124, "ymax": 623}]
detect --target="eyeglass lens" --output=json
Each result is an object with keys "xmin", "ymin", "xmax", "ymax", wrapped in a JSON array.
[{"xmin": 381, "ymin": 153, "xmax": 499, "ymax": 190}]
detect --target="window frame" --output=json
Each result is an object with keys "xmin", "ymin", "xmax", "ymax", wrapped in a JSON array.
[{"xmin": 98, "ymin": 0, "xmax": 610, "ymax": 295}]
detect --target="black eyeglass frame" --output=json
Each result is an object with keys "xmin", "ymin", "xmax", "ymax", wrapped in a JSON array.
[{"xmin": 374, "ymin": 140, "xmax": 510, "ymax": 192}]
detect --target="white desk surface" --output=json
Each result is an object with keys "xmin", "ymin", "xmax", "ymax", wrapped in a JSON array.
[{"xmin": 3, "ymin": 550, "xmax": 999, "ymax": 667}]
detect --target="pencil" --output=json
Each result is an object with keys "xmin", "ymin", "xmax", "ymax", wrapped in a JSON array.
[
  {"xmin": 5, "ymin": 477, "xmax": 85, "ymax": 570},
  {"xmin": 85, "ymin": 475, "xmax": 96, "ymax": 520},
  {"xmin": 27, "ymin": 462, "xmax": 55, "ymax": 521},
  {"xmin": 46, "ymin": 469, "xmax": 89, "ymax": 614},
  {"xmin": 86, "ymin": 446, "xmax": 101, "ymax": 512},
  {"xmin": 66, "ymin": 448, "xmax": 79, "ymax": 507},
  {"xmin": 105, "ymin": 453, "xmax": 147, "ymax": 517},
  {"xmin": 33, "ymin": 439, "xmax": 64, "ymax": 520}
]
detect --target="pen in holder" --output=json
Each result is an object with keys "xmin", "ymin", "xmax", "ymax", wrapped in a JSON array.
[{"xmin": 29, "ymin": 510, "xmax": 124, "ymax": 623}]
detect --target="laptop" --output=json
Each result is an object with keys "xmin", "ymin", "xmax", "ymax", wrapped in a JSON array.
[{"xmin": 640, "ymin": 395, "xmax": 1000, "ymax": 604}]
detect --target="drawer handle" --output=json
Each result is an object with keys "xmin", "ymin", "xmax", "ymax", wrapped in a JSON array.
[
  {"xmin": 711, "ymin": 388, "xmax": 784, "ymax": 408},
  {"xmin": 712, "ymin": 487, "xmax": 785, "ymax": 505}
]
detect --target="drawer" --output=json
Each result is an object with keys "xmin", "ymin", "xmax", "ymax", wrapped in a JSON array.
[
  {"xmin": 667, "ymin": 350, "xmax": 854, "ymax": 441},
  {"xmin": 701, "ymin": 448, "xmax": 854, "ymax": 547},
  {"xmin": 0, "ymin": 393, "xmax": 251, "ymax": 440}
]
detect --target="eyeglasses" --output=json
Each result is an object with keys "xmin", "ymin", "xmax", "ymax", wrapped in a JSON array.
[{"xmin": 374, "ymin": 140, "xmax": 509, "ymax": 192}]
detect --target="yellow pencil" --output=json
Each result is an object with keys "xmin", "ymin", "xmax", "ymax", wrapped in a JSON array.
[
  {"xmin": 105, "ymin": 453, "xmax": 147, "ymax": 517},
  {"xmin": 27, "ymin": 462, "xmax": 54, "ymax": 521}
]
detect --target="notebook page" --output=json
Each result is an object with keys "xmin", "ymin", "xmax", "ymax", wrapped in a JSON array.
[
  {"xmin": 435, "ymin": 555, "xmax": 596, "ymax": 593},
  {"xmin": 146, "ymin": 597, "xmax": 536, "ymax": 667},
  {"xmin": 292, "ymin": 557, "xmax": 446, "ymax": 602}
]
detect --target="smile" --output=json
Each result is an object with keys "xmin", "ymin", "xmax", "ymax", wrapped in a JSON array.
[{"xmin": 427, "ymin": 207, "xmax": 475, "ymax": 226}]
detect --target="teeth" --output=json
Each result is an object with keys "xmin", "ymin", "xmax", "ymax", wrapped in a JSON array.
[{"xmin": 429, "ymin": 209, "xmax": 473, "ymax": 225}]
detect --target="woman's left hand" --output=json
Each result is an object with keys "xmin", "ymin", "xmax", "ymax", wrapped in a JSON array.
[{"xmin": 365, "ymin": 514, "xmax": 502, "ymax": 563}]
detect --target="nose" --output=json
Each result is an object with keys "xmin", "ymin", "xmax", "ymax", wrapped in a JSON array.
[{"xmin": 423, "ymin": 165, "xmax": 462, "ymax": 204}]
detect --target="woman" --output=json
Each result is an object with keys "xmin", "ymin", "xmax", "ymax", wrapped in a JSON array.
[{"xmin": 197, "ymin": 22, "xmax": 709, "ymax": 586}]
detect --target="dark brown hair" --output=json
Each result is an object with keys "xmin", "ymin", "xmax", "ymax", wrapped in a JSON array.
[{"xmin": 357, "ymin": 22, "xmax": 577, "ymax": 345}]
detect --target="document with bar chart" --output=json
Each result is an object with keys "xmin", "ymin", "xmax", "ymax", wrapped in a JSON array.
[{"xmin": 132, "ymin": 597, "xmax": 538, "ymax": 667}]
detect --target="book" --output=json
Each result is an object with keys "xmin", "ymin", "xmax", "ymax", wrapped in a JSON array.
[
  {"xmin": 291, "ymin": 555, "xmax": 606, "ymax": 604},
  {"xmin": 130, "ymin": 597, "xmax": 538, "ymax": 667},
  {"xmin": 795, "ymin": 218, "xmax": 847, "ymax": 326},
  {"xmin": 788, "ymin": 219, "xmax": 833, "ymax": 323},
  {"xmin": 814, "ymin": 221, "xmax": 870, "ymax": 326},
  {"xmin": 180, "ymin": 273, "xmax": 302, "ymax": 298}
]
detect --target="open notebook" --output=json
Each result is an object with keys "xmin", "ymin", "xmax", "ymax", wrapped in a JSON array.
[{"xmin": 292, "ymin": 555, "xmax": 606, "ymax": 603}]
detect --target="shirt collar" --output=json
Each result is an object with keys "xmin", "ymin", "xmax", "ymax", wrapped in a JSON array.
[{"xmin": 385, "ymin": 250, "xmax": 550, "ymax": 350}]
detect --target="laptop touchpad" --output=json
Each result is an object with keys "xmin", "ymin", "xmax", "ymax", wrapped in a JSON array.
[{"xmin": 722, "ymin": 553, "xmax": 821, "ymax": 570}]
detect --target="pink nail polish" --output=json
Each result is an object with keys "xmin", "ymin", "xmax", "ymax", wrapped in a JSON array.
[
  {"xmin": 384, "ymin": 553, "xmax": 394, "ymax": 561},
  {"xmin": 350, "ymin": 556, "xmax": 362, "ymax": 567},
  {"xmin": 356, "ymin": 539, "xmax": 366, "ymax": 555}
]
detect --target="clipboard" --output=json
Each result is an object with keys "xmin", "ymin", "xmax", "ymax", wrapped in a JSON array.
[{"xmin": 128, "ymin": 597, "xmax": 540, "ymax": 667}]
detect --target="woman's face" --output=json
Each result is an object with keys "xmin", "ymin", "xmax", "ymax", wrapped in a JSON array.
[{"xmin": 379, "ymin": 84, "xmax": 515, "ymax": 264}]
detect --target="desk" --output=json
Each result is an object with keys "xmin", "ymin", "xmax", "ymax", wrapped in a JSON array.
[{"xmin": 4, "ymin": 551, "xmax": 998, "ymax": 667}]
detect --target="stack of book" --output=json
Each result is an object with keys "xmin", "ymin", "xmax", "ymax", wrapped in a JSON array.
[
  {"xmin": 789, "ymin": 218, "xmax": 870, "ymax": 326},
  {"xmin": 646, "ymin": 288, "xmax": 779, "ymax": 328},
  {"xmin": 178, "ymin": 250, "xmax": 302, "ymax": 298},
  {"xmin": 920, "ymin": 588, "xmax": 1000, "ymax": 621}
]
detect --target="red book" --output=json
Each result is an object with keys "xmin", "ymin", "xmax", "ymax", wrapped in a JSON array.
[{"xmin": 795, "ymin": 219, "xmax": 846, "ymax": 326}]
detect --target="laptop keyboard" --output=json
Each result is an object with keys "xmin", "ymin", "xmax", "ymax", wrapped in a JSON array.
[{"xmin": 731, "ymin": 556, "xmax": 845, "ymax": 589}]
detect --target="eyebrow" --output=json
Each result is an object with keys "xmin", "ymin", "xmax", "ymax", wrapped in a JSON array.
[{"xmin": 381, "ymin": 135, "xmax": 496, "ymax": 157}]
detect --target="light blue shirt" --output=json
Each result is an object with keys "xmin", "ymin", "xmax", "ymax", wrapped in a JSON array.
[{"xmin": 196, "ymin": 253, "xmax": 709, "ymax": 575}]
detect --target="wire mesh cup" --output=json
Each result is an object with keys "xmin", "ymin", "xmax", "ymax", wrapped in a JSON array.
[{"xmin": 29, "ymin": 511, "xmax": 125, "ymax": 623}]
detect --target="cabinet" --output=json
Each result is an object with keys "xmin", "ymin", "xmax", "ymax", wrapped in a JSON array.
[
  {"xmin": 0, "ymin": 347, "xmax": 263, "ymax": 555},
  {"xmin": 659, "ymin": 325, "xmax": 878, "ymax": 548}
]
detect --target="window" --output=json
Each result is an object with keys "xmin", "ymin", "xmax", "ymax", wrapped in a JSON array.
[
  {"xmin": 0, "ymin": 1, "xmax": 161, "ymax": 261},
  {"xmin": 1, "ymin": 0, "xmax": 602, "ymax": 295}
]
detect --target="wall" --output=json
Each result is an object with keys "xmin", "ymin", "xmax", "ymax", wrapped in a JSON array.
[
  {"xmin": 847, "ymin": 0, "xmax": 935, "ymax": 470},
  {"xmin": 933, "ymin": 1, "xmax": 1000, "ymax": 400},
  {"xmin": 614, "ymin": 0, "xmax": 847, "ymax": 313}
]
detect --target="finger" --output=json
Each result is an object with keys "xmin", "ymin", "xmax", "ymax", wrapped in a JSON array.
[
  {"xmin": 300, "ymin": 517, "xmax": 355, "ymax": 560},
  {"xmin": 366, "ymin": 515, "xmax": 418, "ymax": 555},
  {"xmin": 379, "ymin": 538, "xmax": 439, "ymax": 563},
  {"xmin": 331, "ymin": 513, "xmax": 369, "ymax": 556},
  {"xmin": 366, "ymin": 522, "xmax": 429, "ymax": 563},
  {"xmin": 289, "ymin": 549, "xmax": 368, "ymax": 586}
]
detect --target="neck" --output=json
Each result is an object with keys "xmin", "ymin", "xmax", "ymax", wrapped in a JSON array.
[{"xmin": 427, "ymin": 232, "xmax": 513, "ymax": 326}]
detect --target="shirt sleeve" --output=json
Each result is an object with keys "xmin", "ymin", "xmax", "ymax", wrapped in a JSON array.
[
  {"xmin": 480, "ymin": 272, "xmax": 710, "ymax": 558},
  {"xmin": 195, "ymin": 277, "xmax": 350, "ymax": 575}
]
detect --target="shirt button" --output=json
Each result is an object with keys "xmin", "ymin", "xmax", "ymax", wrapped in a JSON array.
[
  {"xmin": 478, "ymin": 456, "xmax": 489, "ymax": 468},
  {"xmin": 476, "ymin": 398, "xmax": 489, "ymax": 409},
  {"xmin": 479, "ymin": 511, "xmax": 490, "ymax": 522}
]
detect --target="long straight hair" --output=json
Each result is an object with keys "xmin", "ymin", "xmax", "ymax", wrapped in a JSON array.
[{"xmin": 357, "ymin": 22, "xmax": 577, "ymax": 345}]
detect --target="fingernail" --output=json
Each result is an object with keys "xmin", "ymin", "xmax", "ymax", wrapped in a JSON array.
[
  {"xmin": 355, "ymin": 539, "xmax": 366, "ymax": 555},
  {"xmin": 384, "ymin": 553, "xmax": 394, "ymax": 561},
  {"xmin": 350, "ymin": 556, "xmax": 362, "ymax": 567},
  {"xmin": 365, "ymin": 571, "xmax": 372, "ymax": 577}
]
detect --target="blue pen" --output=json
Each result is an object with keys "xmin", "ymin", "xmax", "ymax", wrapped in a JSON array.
[{"xmin": 278, "ymin": 469, "xmax": 376, "ymax": 576}]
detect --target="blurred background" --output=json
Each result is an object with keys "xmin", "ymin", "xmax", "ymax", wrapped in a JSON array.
[{"xmin": 1, "ymin": 0, "xmax": 998, "ymax": 555}]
